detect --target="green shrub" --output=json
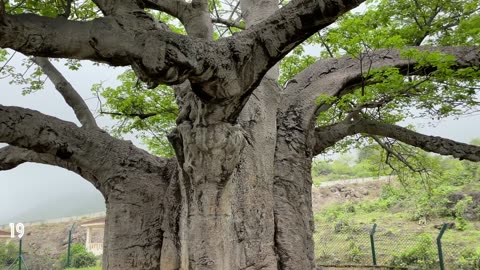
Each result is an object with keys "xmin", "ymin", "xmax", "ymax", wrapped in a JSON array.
[
  {"xmin": 391, "ymin": 233, "xmax": 437, "ymax": 269},
  {"xmin": 456, "ymin": 248, "xmax": 480, "ymax": 270},
  {"xmin": 455, "ymin": 196, "xmax": 473, "ymax": 231},
  {"xmin": 60, "ymin": 244, "xmax": 97, "ymax": 268},
  {"xmin": 0, "ymin": 241, "xmax": 17, "ymax": 266},
  {"xmin": 347, "ymin": 241, "xmax": 362, "ymax": 263},
  {"xmin": 71, "ymin": 251, "xmax": 97, "ymax": 268}
]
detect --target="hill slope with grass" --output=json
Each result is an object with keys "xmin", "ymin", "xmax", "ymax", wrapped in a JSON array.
[{"xmin": 312, "ymin": 145, "xmax": 480, "ymax": 269}]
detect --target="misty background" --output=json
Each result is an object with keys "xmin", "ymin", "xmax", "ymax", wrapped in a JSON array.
[
  {"xmin": 0, "ymin": 56, "xmax": 126, "ymax": 225},
  {"xmin": 1, "ymin": 46, "xmax": 479, "ymax": 225}
]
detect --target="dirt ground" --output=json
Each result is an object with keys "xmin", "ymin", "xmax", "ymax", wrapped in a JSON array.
[
  {"xmin": 319, "ymin": 267, "xmax": 402, "ymax": 270},
  {"xmin": 312, "ymin": 180, "xmax": 390, "ymax": 212}
]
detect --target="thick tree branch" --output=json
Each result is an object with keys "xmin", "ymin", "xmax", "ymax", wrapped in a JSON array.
[
  {"xmin": 234, "ymin": 0, "xmax": 365, "ymax": 87},
  {"xmin": 4, "ymin": 1, "xmax": 476, "ymax": 114},
  {"xmin": 313, "ymin": 119, "xmax": 356, "ymax": 154},
  {"xmin": 0, "ymin": 105, "xmax": 86, "ymax": 155},
  {"xmin": 0, "ymin": 0, "xmax": 365, "ymax": 106},
  {"xmin": 0, "ymin": 105, "xmax": 170, "ymax": 192},
  {"xmin": 0, "ymin": 145, "xmax": 49, "ymax": 170},
  {"xmin": 141, "ymin": 0, "xmax": 189, "ymax": 19},
  {"xmin": 280, "ymin": 46, "xmax": 480, "ymax": 134},
  {"xmin": 0, "ymin": 105, "xmax": 108, "ymax": 183},
  {"xmin": 212, "ymin": 17, "xmax": 245, "ymax": 29},
  {"xmin": 356, "ymin": 119, "xmax": 480, "ymax": 162},
  {"xmin": 0, "ymin": 14, "xmax": 128, "ymax": 64},
  {"xmin": 243, "ymin": 0, "xmax": 365, "ymax": 50},
  {"xmin": 0, "ymin": 0, "xmax": 365, "ymax": 102},
  {"xmin": 141, "ymin": 0, "xmax": 213, "ymax": 39},
  {"xmin": 314, "ymin": 117, "xmax": 480, "ymax": 161},
  {"xmin": 182, "ymin": 0, "xmax": 213, "ymax": 40},
  {"xmin": 0, "ymin": 145, "xmax": 98, "ymax": 181},
  {"xmin": 92, "ymin": 0, "xmax": 142, "ymax": 15},
  {"xmin": 0, "ymin": 12, "xmax": 234, "ymax": 91},
  {"xmin": 95, "ymin": 0, "xmax": 213, "ymax": 40},
  {"xmin": 297, "ymin": 46, "xmax": 479, "ymax": 102},
  {"xmin": 32, "ymin": 57, "xmax": 98, "ymax": 129}
]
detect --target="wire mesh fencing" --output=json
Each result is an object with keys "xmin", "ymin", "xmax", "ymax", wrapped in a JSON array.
[
  {"xmin": 314, "ymin": 222, "xmax": 476, "ymax": 269},
  {"xmin": 315, "ymin": 223, "xmax": 373, "ymax": 266}
]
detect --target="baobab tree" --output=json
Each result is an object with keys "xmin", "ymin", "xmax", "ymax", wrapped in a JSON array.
[{"xmin": 0, "ymin": 0, "xmax": 479, "ymax": 269}]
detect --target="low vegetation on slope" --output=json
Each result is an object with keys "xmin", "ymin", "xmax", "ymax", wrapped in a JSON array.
[{"xmin": 313, "ymin": 141, "xmax": 480, "ymax": 269}]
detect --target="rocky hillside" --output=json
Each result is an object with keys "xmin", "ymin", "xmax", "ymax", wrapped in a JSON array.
[
  {"xmin": 312, "ymin": 178, "xmax": 391, "ymax": 212},
  {"xmin": 1, "ymin": 215, "xmax": 102, "ymax": 270}
]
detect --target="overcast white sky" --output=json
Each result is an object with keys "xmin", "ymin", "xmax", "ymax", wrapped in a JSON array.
[
  {"xmin": 1, "ymin": 30, "xmax": 479, "ymax": 224},
  {"xmin": 0, "ymin": 56, "xmax": 125, "ymax": 224}
]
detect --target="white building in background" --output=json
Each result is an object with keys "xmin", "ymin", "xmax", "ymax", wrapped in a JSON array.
[{"xmin": 80, "ymin": 218, "xmax": 105, "ymax": 256}]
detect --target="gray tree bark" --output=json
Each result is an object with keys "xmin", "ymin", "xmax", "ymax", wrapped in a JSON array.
[{"xmin": 1, "ymin": 1, "xmax": 479, "ymax": 270}]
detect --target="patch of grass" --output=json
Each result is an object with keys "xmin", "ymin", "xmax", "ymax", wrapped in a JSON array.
[
  {"xmin": 313, "ymin": 185, "xmax": 480, "ymax": 268},
  {"xmin": 65, "ymin": 267, "xmax": 101, "ymax": 270}
]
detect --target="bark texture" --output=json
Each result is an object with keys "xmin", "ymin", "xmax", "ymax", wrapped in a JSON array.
[
  {"xmin": 162, "ymin": 1, "xmax": 281, "ymax": 268},
  {"xmin": 314, "ymin": 118, "xmax": 480, "ymax": 161},
  {"xmin": 1, "ymin": 1, "xmax": 480, "ymax": 270},
  {"xmin": 103, "ymin": 157, "xmax": 176, "ymax": 269}
]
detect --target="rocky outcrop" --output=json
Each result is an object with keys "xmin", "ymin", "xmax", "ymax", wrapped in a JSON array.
[{"xmin": 447, "ymin": 191, "xmax": 480, "ymax": 221}]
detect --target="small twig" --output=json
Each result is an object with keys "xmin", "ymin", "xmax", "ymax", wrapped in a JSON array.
[
  {"xmin": 21, "ymin": 60, "xmax": 34, "ymax": 79},
  {"xmin": 211, "ymin": 17, "xmax": 244, "ymax": 29},
  {"xmin": 0, "ymin": 51, "xmax": 16, "ymax": 74},
  {"xmin": 228, "ymin": 1, "xmax": 240, "ymax": 21},
  {"xmin": 101, "ymin": 111, "xmax": 159, "ymax": 120},
  {"xmin": 9, "ymin": 0, "xmax": 29, "ymax": 11},
  {"xmin": 100, "ymin": 108, "xmax": 177, "ymax": 119},
  {"xmin": 317, "ymin": 32, "xmax": 334, "ymax": 58},
  {"xmin": 371, "ymin": 135, "xmax": 423, "ymax": 173}
]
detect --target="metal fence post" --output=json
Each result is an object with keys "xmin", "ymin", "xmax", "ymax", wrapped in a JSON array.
[
  {"xmin": 370, "ymin": 223, "xmax": 377, "ymax": 266},
  {"xmin": 66, "ymin": 223, "xmax": 74, "ymax": 268},
  {"xmin": 437, "ymin": 223, "xmax": 448, "ymax": 270},
  {"xmin": 18, "ymin": 237, "xmax": 22, "ymax": 270}
]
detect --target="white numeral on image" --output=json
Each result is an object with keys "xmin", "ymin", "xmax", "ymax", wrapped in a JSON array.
[{"xmin": 9, "ymin": 223, "xmax": 24, "ymax": 239}]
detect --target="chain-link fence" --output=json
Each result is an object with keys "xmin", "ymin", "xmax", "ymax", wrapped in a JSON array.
[{"xmin": 314, "ymin": 222, "xmax": 477, "ymax": 269}]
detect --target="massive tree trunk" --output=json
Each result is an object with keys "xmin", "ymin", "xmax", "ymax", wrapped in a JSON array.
[
  {"xmin": 162, "ymin": 2, "xmax": 281, "ymax": 268},
  {"xmin": 273, "ymin": 103, "xmax": 317, "ymax": 270},
  {"xmin": 1, "ymin": 0, "xmax": 480, "ymax": 270},
  {"xmin": 102, "ymin": 157, "xmax": 177, "ymax": 269}
]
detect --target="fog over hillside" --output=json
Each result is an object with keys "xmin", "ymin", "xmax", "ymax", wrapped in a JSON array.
[
  {"xmin": 0, "ymin": 163, "xmax": 105, "ymax": 225},
  {"xmin": 0, "ymin": 58, "xmax": 119, "ymax": 225}
]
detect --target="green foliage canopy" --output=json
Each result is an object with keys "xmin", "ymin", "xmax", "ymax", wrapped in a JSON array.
[{"xmin": 0, "ymin": 0, "xmax": 478, "ymax": 158}]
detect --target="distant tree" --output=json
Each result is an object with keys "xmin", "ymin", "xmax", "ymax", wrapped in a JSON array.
[
  {"xmin": 312, "ymin": 160, "xmax": 334, "ymax": 176},
  {"xmin": 470, "ymin": 138, "xmax": 480, "ymax": 146}
]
